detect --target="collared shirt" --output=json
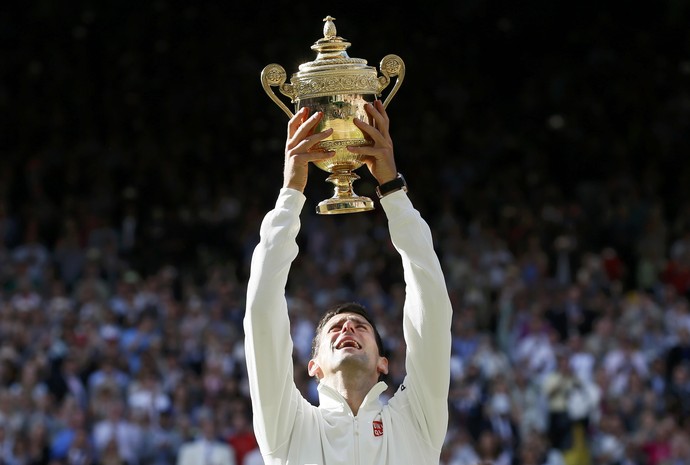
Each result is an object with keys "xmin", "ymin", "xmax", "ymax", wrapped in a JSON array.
[{"xmin": 244, "ymin": 188, "xmax": 453, "ymax": 465}]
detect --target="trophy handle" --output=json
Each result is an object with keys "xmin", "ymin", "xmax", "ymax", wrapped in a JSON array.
[
  {"xmin": 377, "ymin": 54, "xmax": 405, "ymax": 109},
  {"xmin": 261, "ymin": 64, "xmax": 296, "ymax": 118}
]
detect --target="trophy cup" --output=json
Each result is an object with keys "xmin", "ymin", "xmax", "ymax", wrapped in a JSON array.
[{"xmin": 261, "ymin": 15, "xmax": 405, "ymax": 214}]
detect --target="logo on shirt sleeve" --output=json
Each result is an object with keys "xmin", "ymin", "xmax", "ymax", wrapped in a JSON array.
[{"xmin": 373, "ymin": 420, "xmax": 384, "ymax": 437}]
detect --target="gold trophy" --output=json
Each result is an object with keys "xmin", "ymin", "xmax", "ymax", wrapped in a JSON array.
[{"xmin": 261, "ymin": 15, "xmax": 405, "ymax": 214}]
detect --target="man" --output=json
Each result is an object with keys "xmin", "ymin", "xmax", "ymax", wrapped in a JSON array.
[
  {"xmin": 244, "ymin": 100, "xmax": 453, "ymax": 464},
  {"xmin": 92, "ymin": 401, "xmax": 142, "ymax": 465},
  {"xmin": 177, "ymin": 409, "xmax": 236, "ymax": 465}
]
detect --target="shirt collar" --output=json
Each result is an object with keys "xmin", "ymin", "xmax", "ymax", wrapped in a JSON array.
[{"xmin": 317, "ymin": 381, "xmax": 388, "ymax": 414}]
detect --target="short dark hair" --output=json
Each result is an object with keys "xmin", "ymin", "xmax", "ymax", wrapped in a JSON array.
[{"xmin": 311, "ymin": 302, "xmax": 384, "ymax": 359}]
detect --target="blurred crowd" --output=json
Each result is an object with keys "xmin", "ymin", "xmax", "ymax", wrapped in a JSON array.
[{"xmin": 3, "ymin": 1, "xmax": 690, "ymax": 465}]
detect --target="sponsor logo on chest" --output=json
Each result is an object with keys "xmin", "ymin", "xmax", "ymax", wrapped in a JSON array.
[{"xmin": 372, "ymin": 420, "xmax": 384, "ymax": 437}]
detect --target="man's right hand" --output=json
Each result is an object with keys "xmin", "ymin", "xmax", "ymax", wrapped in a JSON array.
[{"xmin": 283, "ymin": 107, "xmax": 335, "ymax": 192}]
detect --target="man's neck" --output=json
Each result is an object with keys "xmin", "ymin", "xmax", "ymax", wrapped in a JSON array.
[{"xmin": 321, "ymin": 373, "xmax": 378, "ymax": 416}]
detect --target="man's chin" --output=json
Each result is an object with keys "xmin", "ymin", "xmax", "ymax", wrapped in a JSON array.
[{"xmin": 333, "ymin": 353, "xmax": 369, "ymax": 369}]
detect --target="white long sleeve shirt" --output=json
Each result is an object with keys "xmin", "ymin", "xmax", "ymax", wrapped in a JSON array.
[{"xmin": 244, "ymin": 188, "xmax": 453, "ymax": 465}]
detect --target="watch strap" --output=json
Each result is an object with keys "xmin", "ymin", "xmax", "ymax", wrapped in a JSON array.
[{"xmin": 376, "ymin": 173, "xmax": 407, "ymax": 198}]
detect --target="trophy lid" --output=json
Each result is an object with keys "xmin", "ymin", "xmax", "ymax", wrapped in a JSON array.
[{"xmin": 290, "ymin": 16, "xmax": 380, "ymax": 100}]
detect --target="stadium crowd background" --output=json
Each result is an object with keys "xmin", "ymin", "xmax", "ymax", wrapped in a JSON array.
[{"xmin": 2, "ymin": 1, "xmax": 690, "ymax": 464}]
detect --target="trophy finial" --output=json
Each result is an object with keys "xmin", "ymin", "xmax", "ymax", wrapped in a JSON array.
[
  {"xmin": 312, "ymin": 15, "xmax": 350, "ymax": 57},
  {"xmin": 323, "ymin": 16, "xmax": 337, "ymax": 39}
]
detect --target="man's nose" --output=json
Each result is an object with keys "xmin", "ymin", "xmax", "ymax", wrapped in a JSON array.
[{"xmin": 341, "ymin": 319, "xmax": 356, "ymax": 332}]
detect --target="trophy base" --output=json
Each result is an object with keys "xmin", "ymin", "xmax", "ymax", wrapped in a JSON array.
[{"xmin": 316, "ymin": 196, "xmax": 374, "ymax": 215}]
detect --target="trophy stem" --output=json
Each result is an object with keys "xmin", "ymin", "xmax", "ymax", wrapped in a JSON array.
[{"xmin": 316, "ymin": 171, "xmax": 374, "ymax": 215}]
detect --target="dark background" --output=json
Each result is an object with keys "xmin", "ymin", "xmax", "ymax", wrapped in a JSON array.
[{"xmin": 2, "ymin": 0, "xmax": 690, "ymax": 282}]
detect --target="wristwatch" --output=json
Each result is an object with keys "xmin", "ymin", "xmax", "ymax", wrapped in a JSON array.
[{"xmin": 375, "ymin": 173, "xmax": 408, "ymax": 198}]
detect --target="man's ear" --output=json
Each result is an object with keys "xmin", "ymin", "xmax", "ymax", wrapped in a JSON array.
[
  {"xmin": 308, "ymin": 359, "xmax": 323, "ymax": 379},
  {"xmin": 377, "ymin": 356, "xmax": 389, "ymax": 376}
]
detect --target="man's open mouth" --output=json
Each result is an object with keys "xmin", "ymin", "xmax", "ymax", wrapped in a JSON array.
[{"xmin": 335, "ymin": 340, "xmax": 361, "ymax": 350}]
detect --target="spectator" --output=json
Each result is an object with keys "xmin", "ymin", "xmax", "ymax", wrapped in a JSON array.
[
  {"xmin": 0, "ymin": 421, "xmax": 13, "ymax": 463},
  {"xmin": 119, "ymin": 312, "xmax": 160, "ymax": 375},
  {"xmin": 12, "ymin": 220, "xmax": 50, "ymax": 287},
  {"xmin": 224, "ymin": 407, "xmax": 258, "ymax": 465},
  {"xmin": 87, "ymin": 356, "xmax": 130, "ymax": 404},
  {"xmin": 590, "ymin": 413, "xmax": 628, "ymax": 465},
  {"xmin": 665, "ymin": 326, "xmax": 690, "ymax": 381},
  {"xmin": 26, "ymin": 417, "xmax": 51, "ymax": 465},
  {"xmin": 471, "ymin": 334, "xmax": 512, "ymax": 382},
  {"xmin": 516, "ymin": 431, "xmax": 565, "ymax": 465},
  {"xmin": 602, "ymin": 334, "xmax": 649, "ymax": 397},
  {"xmin": 92, "ymin": 401, "xmax": 142, "ymax": 465},
  {"xmin": 639, "ymin": 414, "xmax": 677, "ymax": 465},
  {"xmin": 65, "ymin": 426, "xmax": 96, "ymax": 465},
  {"xmin": 243, "ymin": 447, "xmax": 265, "ymax": 465},
  {"xmin": 514, "ymin": 312, "xmax": 557, "ymax": 379},
  {"xmin": 53, "ymin": 218, "xmax": 87, "ymax": 292},
  {"xmin": 126, "ymin": 366, "xmax": 171, "ymax": 421},
  {"xmin": 138, "ymin": 408, "xmax": 184, "ymax": 465},
  {"xmin": 541, "ymin": 351, "xmax": 576, "ymax": 451},
  {"xmin": 479, "ymin": 376, "xmax": 520, "ymax": 455},
  {"xmin": 176, "ymin": 409, "xmax": 235, "ymax": 465},
  {"xmin": 46, "ymin": 353, "xmax": 89, "ymax": 410},
  {"xmin": 668, "ymin": 426, "xmax": 690, "ymax": 465},
  {"xmin": 665, "ymin": 363, "xmax": 690, "ymax": 422},
  {"xmin": 442, "ymin": 427, "xmax": 480, "ymax": 465},
  {"xmin": 50, "ymin": 406, "xmax": 88, "ymax": 462},
  {"xmin": 509, "ymin": 362, "xmax": 548, "ymax": 440},
  {"xmin": 475, "ymin": 429, "xmax": 511, "ymax": 465}
]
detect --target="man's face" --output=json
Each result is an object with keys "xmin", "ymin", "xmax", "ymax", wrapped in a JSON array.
[{"xmin": 308, "ymin": 312, "xmax": 388, "ymax": 380}]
